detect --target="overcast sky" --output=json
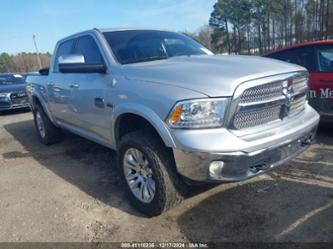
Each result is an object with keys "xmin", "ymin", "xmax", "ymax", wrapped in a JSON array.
[{"xmin": 0, "ymin": 0, "xmax": 215, "ymax": 54}]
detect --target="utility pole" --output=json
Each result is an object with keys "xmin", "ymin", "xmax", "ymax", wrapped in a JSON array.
[{"xmin": 32, "ymin": 34, "xmax": 42, "ymax": 70}]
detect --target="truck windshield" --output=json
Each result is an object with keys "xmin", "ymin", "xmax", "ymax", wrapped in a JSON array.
[
  {"xmin": 0, "ymin": 74, "xmax": 25, "ymax": 85},
  {"xmin": 103, "ymin": 30, "xmax": 213, "ymax": 64}
]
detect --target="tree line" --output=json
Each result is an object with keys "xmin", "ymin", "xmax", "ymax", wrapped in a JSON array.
[
  {"xmin": 0, "ymin": 52, "xmax": 51, "ymax": 73},
  {"xmin": 206, "ymin": 0, "xmax": 332, "ymax": 55},
  {"xmin": 1, "ymin": 0, "xmax": 331, "ymax": 72}
]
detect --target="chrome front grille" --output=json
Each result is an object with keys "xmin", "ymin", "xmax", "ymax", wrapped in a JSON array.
[
  {"xmin": 289, "ymin": 94, "xmax": 307, "ymax": 115},
  {"xmin": 233, "ymin": 105, "xmax": 282, "ymax": 129},
  {"xmin": 10, "ymin": 92, "xmax": 28, "ymax": 105},
  {"xmin": 293, "ymin": 77, "xmax": 307, "ymax": 93},
  {"xmin": 232, "ymin": 73, "xmax": 308, "ymax": 130},
  {"xmin": 240, "ymin": 81, "xmax": 283, "ymax": 104}
]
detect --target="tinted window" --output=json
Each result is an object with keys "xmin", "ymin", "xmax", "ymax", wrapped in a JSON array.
[
  {"xmin": 54, "ymin": 39, "xmax": 75, "ymax": 72},
  {"xmin": 267, "ymin": 46, "xmax": 316, "ymax": 72},
  {"xmin": 266, "ymin": 50, "xmax": 290, "ymax": 61},
  {"xmin": 0, "ymin": 74, "xmax": 25, "ymax": 85},
  {"xmin": 316, "ymin": 45, "xmax": 333, "ymax": 72},
  {"xmin": 103, "ymin": 30, "xmax": 213, "ymax": 64},
  {"xmin": 75, "ymin": 35, "xmax": 103, "ymax": 64}
]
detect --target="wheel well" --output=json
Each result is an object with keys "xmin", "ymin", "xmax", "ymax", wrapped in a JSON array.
[{"xmin": 115, "ymin": 113, "xmax": 165, "ymax": 147}]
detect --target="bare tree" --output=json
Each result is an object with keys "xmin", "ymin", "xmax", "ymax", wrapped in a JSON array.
[{"xmin": 209, "ymin": 0, "xmax": 333, "ymax": 55}]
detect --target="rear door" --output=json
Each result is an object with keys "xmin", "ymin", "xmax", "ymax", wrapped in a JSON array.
[{"xmin": 311, "ymin": 44, "xmax": 333, "ymax": 115}]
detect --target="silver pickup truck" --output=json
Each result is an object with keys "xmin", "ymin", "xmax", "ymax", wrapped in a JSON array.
[{"xmin": 26, "ymin": 28, "xmax": 320, "ymax": 216}]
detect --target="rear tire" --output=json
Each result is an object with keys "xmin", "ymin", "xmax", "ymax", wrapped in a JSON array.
[
  {"xmin": 117, "ymin": 130, "xmax": 184, "ymax": 216},
  {"xmin": 33, "ymin": 104, "xmax": 62, "ymax": 145}
]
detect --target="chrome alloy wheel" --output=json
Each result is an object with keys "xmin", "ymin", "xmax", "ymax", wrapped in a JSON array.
[
  {"xmin": 123, "ymin": 148, "xmax": 156, "ymax": 203},
  {"xmin": 36, "ymin": 111, "xmax": 46, "ymax": 138}
]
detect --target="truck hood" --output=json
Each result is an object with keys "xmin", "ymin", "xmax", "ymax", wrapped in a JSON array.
[
  {"xmin": 123, "ymin": 55, "xmax": 306, "ymax": 97},
  {"xmin": 0, "ymin": 84, "xmax": 26, "ymax": 94}
]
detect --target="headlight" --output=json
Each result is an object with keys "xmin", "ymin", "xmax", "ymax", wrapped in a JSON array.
[
  {"xmin": 0, "ymin": 93, "xmax": 9, "ymax": 98},
  {"xmin": 167, "ymin": 98, "xmax": 229, "ymax": 129}
]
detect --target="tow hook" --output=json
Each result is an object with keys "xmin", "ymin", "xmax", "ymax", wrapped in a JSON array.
[
  {"xmin": 301, "ymin": 136, "xmax": 313, "ymax": 146},
  {"xmin": 249, "ymin": 163, "xmax": 269, "ymax": 173}
]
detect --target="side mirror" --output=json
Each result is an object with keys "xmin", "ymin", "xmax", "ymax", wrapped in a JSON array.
[{"xmin": 58, "ymin": 54, "xmax": 106, "ymax": 74}]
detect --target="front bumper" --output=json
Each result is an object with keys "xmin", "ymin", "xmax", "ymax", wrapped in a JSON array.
[
  {"xmin": 0, "ymin": 94, "xmax": 30, "ymax": 111},
  {"xmin": 171, "ymin": 105, "xmax": 319, "ymax": 182}
]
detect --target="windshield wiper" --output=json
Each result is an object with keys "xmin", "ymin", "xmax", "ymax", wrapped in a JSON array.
[{"xmin": 125, "ymin": 55, "xmax": 168, "ymax": 64}]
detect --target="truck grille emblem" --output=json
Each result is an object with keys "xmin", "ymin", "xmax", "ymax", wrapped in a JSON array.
[{"xmin": 280, "ymin": 79, "xmax": 294, "ymax": 119}]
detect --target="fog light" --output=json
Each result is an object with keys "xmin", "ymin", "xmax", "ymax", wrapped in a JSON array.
[{"xmin": 209, "ymin": 161, "xmax": 224, "ymax": 178}]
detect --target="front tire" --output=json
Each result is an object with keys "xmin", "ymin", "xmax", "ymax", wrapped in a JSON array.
[
  {"xmin": 33, "ymin": 104, "xmax": 62, "ymax": 145},
  {"xmin": 117, "ymin": 130, "xmax": 184, "ymax": 216}
]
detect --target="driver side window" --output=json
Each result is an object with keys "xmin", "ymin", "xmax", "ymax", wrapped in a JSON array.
[
  {"xmin": 75, "ymin": 35, "xmax": 104, "ymax": 65},
  {"xmin": 54, "ymin": 39, "xmax": 75, "ymax": 73}
]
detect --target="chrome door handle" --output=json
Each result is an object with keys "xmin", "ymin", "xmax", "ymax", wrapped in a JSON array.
[
  {"xmin": 47, "ymin": 81, "xmax": 55, "ymax": 87},
  {"xmin": 69, "ymin": 83, "xmax": 80, "ymax": 89},
  {"xmin": 94, "ymin": 98, "xmax": 105, "ymax": 108}
]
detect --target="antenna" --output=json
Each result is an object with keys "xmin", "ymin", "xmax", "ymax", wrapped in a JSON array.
[{"xmin": 32, "ymin": 34, "xmax": 42, "ymax": 70}]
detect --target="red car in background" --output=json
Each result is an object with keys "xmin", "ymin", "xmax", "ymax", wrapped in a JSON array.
[{"xmin": 264, "ymin": 41, "xmax": 333, "ymax": 122}]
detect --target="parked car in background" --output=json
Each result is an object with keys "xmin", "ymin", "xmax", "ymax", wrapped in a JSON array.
[
  {"xmin": 26, "ymin": 28, "xmax": 319, "ymax": 216},
  {"xmin": 264, "ymin": 41, "xmax": 333, "ymax": 122},
  {"xmin": 21, "ymin": 72, "xmax": 39, "ymax": 80},
  {"xmin": 0, "ymin": 73, "xmax": 30, "ymax": 113}
]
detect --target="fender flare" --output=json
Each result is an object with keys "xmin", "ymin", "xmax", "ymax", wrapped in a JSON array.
[
  {"xmin": 112, "ymin": 103, "xmax": 175, "ymax": 148},
  {"xmin": 31, "ymin": 92, "xmax": 57, "ymax": 124}
]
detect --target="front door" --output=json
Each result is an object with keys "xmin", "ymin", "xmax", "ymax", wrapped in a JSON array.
[
  {"xmin": 70, "ymin": 35, "xmax": 113, "ymax": 142},
  {"xmin": 47, "ymin": 38, "xmax": 77, "ymax": 125}
]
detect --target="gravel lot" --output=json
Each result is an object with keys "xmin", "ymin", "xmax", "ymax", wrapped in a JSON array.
[{"xmin": 0, "ymin": 110, "xmax": 332, "ymax": 242}]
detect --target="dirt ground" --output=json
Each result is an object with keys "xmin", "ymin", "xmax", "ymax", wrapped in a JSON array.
[{"xmin": 0, "ymin": 109, "xmax": 332, "ymax": 243}]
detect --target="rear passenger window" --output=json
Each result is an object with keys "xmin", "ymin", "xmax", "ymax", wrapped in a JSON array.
[
  {"xmin": 76, "ymin": 35, "xmax": 104, "ymax": 64},
  {"xmin": 54, "ymin": 39, "xmax": 75, "ymax": 72},
  {"xmin": 267, "ymin": 47, "xmax": 316, "ymax": 72}
]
